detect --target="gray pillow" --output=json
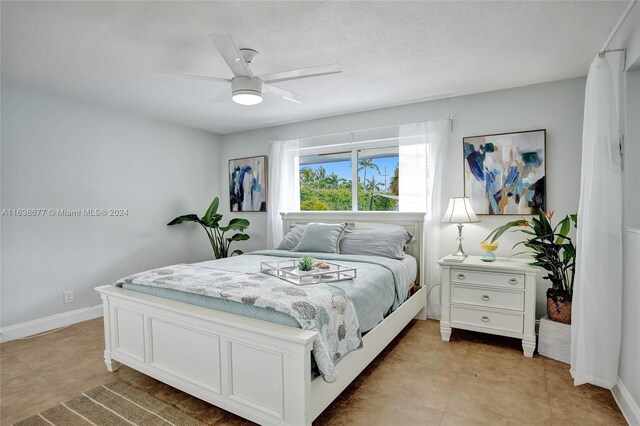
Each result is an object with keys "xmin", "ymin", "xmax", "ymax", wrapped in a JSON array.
[
  {"xmin": 292, "ymin": 223, "xmax": 347, "ymax": 253},
  {"xmin": 277, "ymin": 224, "xmax": 306, "ymax": 250},
  {"xmin": 339, "ymin": 229, "xmax": 413, "ymax": 259}
]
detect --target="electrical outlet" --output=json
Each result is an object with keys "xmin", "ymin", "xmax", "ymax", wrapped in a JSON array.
[{"xmin": 63, "ymin": 290, "xmax": 74, "ymax": 304}]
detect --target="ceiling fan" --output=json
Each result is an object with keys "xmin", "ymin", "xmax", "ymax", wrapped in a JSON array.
[{"xmin": 167, "ymin": 34, "xmax": 342, "ymax": 106}]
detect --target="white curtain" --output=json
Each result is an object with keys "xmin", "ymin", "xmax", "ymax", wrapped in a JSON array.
[
  {"xmin": 571, "ymin": 55, "xmax": 623, "ymax": 389},
  {"xmin": 267, "ymin": 139, "xmax": 300, "ymax": 248},
  {"xmin": 399, "ymin": 120, "xmax": 450, "ymax": 318}
]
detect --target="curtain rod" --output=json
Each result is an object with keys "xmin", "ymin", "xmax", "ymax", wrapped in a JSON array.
[
  {"xmin": 270, "ymin": 116, "xmax": 454, "ymax": 144},
  {"xmin": 297, "ymin": 136, "xmax": 401, "ymax": 153},
  {"xmin": 598, "ymin": 48, "xmax": 627, "ymax": 70},
  {"xmin": 600, "ymin": 0, "xmax": 637, "ymax": 53}
]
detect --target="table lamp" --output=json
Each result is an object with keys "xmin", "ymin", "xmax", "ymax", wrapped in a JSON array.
[{"xmin": 441, "ymin": 197, "xmax": 480, "ymax": 257}]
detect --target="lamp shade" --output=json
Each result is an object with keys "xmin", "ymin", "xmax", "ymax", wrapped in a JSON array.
[{"xmin": 441, "ymin": 197, "xmax": 480, "ymax": 223}]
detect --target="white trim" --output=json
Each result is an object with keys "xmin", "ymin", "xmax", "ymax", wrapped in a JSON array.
[
  {"xmin": 0, "ymin": 304, "xmax": 103, "ymax": 343},
  {"xmin": 613, "ymin": 378, "xmax": 640, "ymax": 426}
]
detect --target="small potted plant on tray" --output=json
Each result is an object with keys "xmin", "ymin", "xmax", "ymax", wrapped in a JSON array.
[
  {"xmin": 484, "ymin": 211, "xmax": 577, "ymax": 324},
  {"xmin": 298, "ymin": 257, "xmax": 315, "ymax": 272}
]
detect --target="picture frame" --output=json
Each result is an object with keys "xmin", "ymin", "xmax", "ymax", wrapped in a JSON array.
[
  {"xmin": 229, "ymin": 155, "xmax": 268, "ymax": 212},
  {"xmin": 463, "ymin": 129, "xmax": 546, "ymax": 215}
]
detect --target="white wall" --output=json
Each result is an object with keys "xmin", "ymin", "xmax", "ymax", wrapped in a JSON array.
[
  {"xmin": 607, "ymin": 3, "xmax": 640, "ymax": 422},
  {"xmin": 619, "ymin": 68, "xmax": 640, "ymax": 425},
  {"xmin": 219, "ymin": 77, "xmax": 586, "ymax": 318},
  {"xmin": 0, "ymin": 83, "xmax": 222, "ymax": 327}
]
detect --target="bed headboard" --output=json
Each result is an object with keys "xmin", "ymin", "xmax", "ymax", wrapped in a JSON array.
[{"xmin": 280, "ymin": 211, "xmax": 425, "ymax": 286}]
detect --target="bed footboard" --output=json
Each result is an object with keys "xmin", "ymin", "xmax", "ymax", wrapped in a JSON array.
[{"xmin": 96, "ymin": 285, "xmax": 317, "ymax": 426}]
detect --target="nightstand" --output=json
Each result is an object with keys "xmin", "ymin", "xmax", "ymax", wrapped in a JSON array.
[{"xmin": 439, "ymin": 256, "xmax": 538, "ymax": 357}]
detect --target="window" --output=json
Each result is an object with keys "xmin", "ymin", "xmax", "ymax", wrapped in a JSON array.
[
  {"xmin": 357, "ymin": 146, "xmax": 399, "ymax": 211},
  {"xmin": 299, "ymin": 152, "xmax": 352, "ymax": 211},
  {"xmin": 299, "ymin": 144, "xmax": 400, "ymax": 211}
]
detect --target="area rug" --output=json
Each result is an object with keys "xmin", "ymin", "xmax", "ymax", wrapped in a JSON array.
[{"xmin": 14, "ymin": 381, "xmax": 207, "ymax": 426}]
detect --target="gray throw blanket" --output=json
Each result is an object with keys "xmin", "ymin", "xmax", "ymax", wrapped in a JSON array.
[{"xmin": 115, "ymin": 264, "xmax": 363, "ymax": 382}]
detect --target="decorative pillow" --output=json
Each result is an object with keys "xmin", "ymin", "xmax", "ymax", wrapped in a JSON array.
[
  {"xmin": 353, "ymin": 222, "xmax": 414, "ymax": 248},
  {"xmin": 277, "ymin": 224, "xmax": 306, "ymax": 250},
  {"xmin": 339, "ymin": 229, "xmax": 413, "ymax": 259},
  {"xmin": 292, "ymin": 223, "xmax": 347, "ymax": 253}
]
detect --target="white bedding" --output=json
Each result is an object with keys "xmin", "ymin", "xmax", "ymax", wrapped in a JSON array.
[{"xmin": 401, "ymin": 254, "xmax": 418, "ymax": 286}]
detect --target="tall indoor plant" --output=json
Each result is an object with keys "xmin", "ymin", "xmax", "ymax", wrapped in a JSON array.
[
  {"xmin": 168, "ymin": 197, "xmax": 250, "ymax": 259},
  {"xmin": 484, "ymin": 211, "xmax": 577, "ymax": 324}
]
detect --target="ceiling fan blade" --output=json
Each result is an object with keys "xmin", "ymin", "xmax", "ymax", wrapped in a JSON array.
[
  {"xmin": 208, "ymin": 33, "xmax": 253, "ymax": 78},
  {"xmin": 259, "ymin": 64, "xmax": 341, "ymax": 84},
  {"xmin": 209, "ymin": 88, "xmax": 231, "ymax": 103},
  {"xmin": 157, "ymin": 72, "xmax": 230, "ymax": 84},
  {"xmin": 264, "ymin": 84, "xmax": 304, "ymax": 104}
]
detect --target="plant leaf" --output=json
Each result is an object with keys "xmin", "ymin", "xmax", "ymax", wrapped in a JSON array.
[
  {"xmin": 570, "ymin": 214, "xmax": 578, "ymax": 228},
  {"xmin": 220, "ymin": 218, "xmax": 250, "ymax": 232},
  {"xmin": 167, "ymin": 214, "xmax": 203, "ymax": 226},
  {"xmin": 555, "ymin": 216, "xmax": 570, "ymax": 244},
  {"xmin": 202, "ymin": 197, "xmax": 220, "ymax": 225},
  {"xmin": 487, "ymin": 220, "xmax": 526, "ymax": 243},
  {"xmin": 229, "ymin": 233, "xmax": 250, "ymax": 241},
  {"xmin": 204, "ymin": 213, "xmax": 223, "ymax": 228}
]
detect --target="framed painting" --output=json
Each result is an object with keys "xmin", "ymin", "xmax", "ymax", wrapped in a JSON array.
[
  {"xmin": 229, "ymin": 155, "xmax": 267, "ymax": 212},
  {"xmin": 463, "ymin": 129, "xmax": 546, "ymax": 215}
]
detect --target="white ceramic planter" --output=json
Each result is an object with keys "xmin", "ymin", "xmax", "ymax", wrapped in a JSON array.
[{"xmin": 538, "ymin": 315, "xmax": 571, "ymax": 363}]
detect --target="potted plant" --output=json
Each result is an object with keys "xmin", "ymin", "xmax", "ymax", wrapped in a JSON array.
[
  {"xmin": 484, "ymin": 211, "xmax": 577, "ymax": 324},
  {"xmin": 298, "ymin": 257, "xmax": 315, "ymax": 272},
  {"xmin": 168, "ymin": 196, "xmax": 250, "ymax": 259}
]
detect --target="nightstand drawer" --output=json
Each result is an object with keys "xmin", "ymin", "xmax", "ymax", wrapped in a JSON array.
[
  {"xmin": 451, "ymin": 268, "xmax": 525, "ymax": 290},
  {"xmin": 451, "ymin": 306, "xmax": 524, "ymax": 334},
  {"xmin": 451, "ymin": 285, "xmax": 524, "ymax": 311}
]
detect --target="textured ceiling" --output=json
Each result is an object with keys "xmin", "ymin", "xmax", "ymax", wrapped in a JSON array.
[{"xmin": 1, "ymin": 1, "xmax": 629, "ymax": 134}]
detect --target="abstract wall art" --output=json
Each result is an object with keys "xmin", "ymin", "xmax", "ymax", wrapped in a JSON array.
[
  {"xmin": 229, "ymin": 156, "xmax": 267, "ymax": 212},
  {"xmin": 463, "ymin": 129, "xmax": 546, "ymax": 215}
]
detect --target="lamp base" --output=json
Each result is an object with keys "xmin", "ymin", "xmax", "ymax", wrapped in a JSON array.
[{"xmin": 453, "ymin": 223, "xmax": 468, "ymax": 258}]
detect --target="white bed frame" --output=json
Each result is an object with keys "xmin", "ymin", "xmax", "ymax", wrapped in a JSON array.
[{"xmin": 96, "ymin": 211, "xmax": 426, "ymax": 426}]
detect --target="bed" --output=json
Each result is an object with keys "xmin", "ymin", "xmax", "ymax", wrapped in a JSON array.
[{"xmin": 95, "ymin": 211, "xmax": 426, "ymax": 425}]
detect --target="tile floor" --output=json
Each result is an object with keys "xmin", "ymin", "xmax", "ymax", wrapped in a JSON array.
[{"xmin": 0, "ymin": 318, "xmax": 627, "ymax": 425}]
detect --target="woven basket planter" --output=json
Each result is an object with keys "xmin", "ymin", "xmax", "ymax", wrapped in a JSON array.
[{"xmin": 546, "ymin": 296, "xmax": 572, "ymax": 324}]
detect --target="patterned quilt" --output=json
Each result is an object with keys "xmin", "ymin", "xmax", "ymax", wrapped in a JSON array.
[{"xmin": 115, "ymin": 264, "xmax": 363, "ymax": 382}]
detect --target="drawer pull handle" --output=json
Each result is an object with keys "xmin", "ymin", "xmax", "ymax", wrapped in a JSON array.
[
  {"xmin": 481, "ymin": 294, "xmax": 490, "ymax": 301},
  {"xmin": 456, "ymin": 273, "xmax": 466, "ymax": 280},
  {"xmin": 509, "ymin": 278, "xmax": 518, "ymax": 285},
  {"xmin": 481, "ymin": 315, "xmax": 490, "ymax": 322}
]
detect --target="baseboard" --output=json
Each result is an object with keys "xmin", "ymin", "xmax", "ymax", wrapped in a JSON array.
[
  {"xmin": 0, "ymin": 304, "xmax": 103, "ymax": 343},
  {"xmin": 613, "ymin": 378, "xmax": 640, "ymax": 426}
]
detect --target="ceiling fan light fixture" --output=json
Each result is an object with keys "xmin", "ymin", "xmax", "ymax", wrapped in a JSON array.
[
  {"xmin": 169, "ymin": 34, "xmax": 342, "ymax": 105},
  {"xmin": 231, "ymin": 76, "xmax": 263, "ymax": 106},
  {"xmin": 232, "ymin": 91, "xmax": 263, "ymax": 105}
]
